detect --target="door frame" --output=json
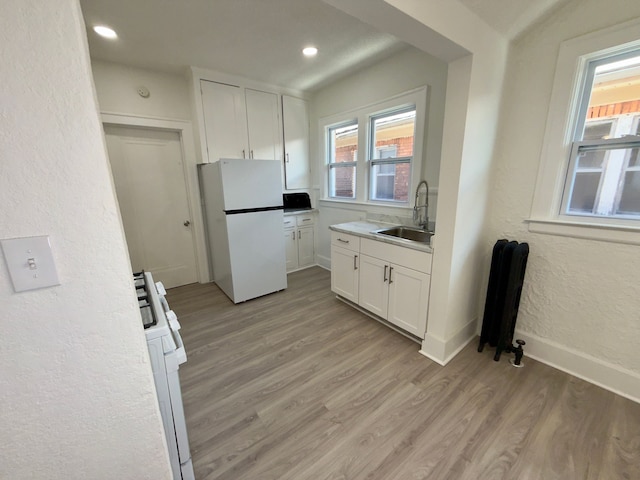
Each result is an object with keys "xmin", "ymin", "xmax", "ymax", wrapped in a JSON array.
[{"xmin": 102, "ymin": 112, "xmax": 209, "ymax": 283}]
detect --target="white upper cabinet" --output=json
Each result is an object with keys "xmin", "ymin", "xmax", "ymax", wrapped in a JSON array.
[
  {"xmin": 282, "ymin": 95, "xmax": 310, "ymax": 189},
  {"xmin": 245, "ymin": 88, "xmax": 282, "ymax": 161},
  {"xmin": 199, "ymin": 81, "xmax": 282, "ymax": 163},
  {"xmin": 200, "ymin": 80, "xmax": 248, "ymax": 162}
]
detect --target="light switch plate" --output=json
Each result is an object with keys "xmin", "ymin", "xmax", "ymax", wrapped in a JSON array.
[{"xmin": 1, "ymin": 235, "xmax": 60, "ymax": 292}]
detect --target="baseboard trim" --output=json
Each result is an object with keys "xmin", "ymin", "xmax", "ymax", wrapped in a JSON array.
[
  {"xmin": 514, "ymin": 330, "xmax": 640, "ymax": 404},
  {"xmin": 317, "ymin": 254, "xmax": 331, "ymax": 270},
  {"xmin": 286, "ymin": 264, "xmax": 319, "ymax": 275},
  {"xmin": 420, "ymin": 318, "xmax": 478, "ymax": 365}
]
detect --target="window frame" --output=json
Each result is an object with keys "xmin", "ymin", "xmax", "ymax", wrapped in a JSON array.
[
  {"xmin": 528, "ymin": 18, "xmax": 640, "ymax": 244},
  {"xmin": 327, "ymin": 120, "xmax": 358, "ymax": 200},
  {"xmin": 560, "ymin": 50, "xmax": 640, "ymax": 219},
  {"xmin": 320, "ymin": 87, "xmax": 427, "ymax": 208},
  {"xmin": 368, "ymin": 107, "xmax": 417, "ymax": 203}
]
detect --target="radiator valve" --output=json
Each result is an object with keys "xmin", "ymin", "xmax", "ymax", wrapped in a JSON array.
[{"xmin": 510, "ymin": 339, "xmax": 526, "ymax": 368}]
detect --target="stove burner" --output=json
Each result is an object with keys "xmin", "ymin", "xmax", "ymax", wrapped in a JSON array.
[{"xmin": 133, "ymin": 271, "xmax": 157, "ymax": 329}]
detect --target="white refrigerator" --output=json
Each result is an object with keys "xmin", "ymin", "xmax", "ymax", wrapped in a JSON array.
[{"xmin": 199, "ymin": 159, "xmax": 287, "ymax": 303}]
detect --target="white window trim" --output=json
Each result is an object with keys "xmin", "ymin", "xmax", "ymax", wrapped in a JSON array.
[
  {"xmin": 369, "ymin": 107, "xmax": 416, "ymax": 203},
  {"xmin": 319, "ymin": 87, "xmax": 428, "ymax": 207},
  {"xmin": 529, "ymin": 18, "xmax": 640, "ymax": 244},
  {"xmin": 327, "ymin": 120, "xmax": 358, "ymax": 199}
]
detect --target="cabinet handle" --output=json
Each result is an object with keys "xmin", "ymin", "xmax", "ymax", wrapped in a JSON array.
[
  {"xmin": 286, "ymin": 153, "xmax": 290, "ymax": 163},
  {"xmin": 298, "ymin": 230, "xmax": 301, "ymax": 240},
  {"xmin": 337, "ymin": 238, "xmax": 349, "ymax": 244},
  {"xmin": 354, "ymin": 255, "xmax": 358, "ymax": 270},
  {"xmin": 389, "ymin": 266, "xmax": 394, "ymax": 284},
  {"xmin": 302, "ymin": 218, "xmax": 311, "ymax": 222},
  {"xmin": 250, "ymin": 150, "xmax": 254, "ymax": 159},
  {"xmin": 242, "ymin": 149, "xmax": 246, "ymax": 159},
  {"xmin": 383, "ymin": 265, "xmax": 388, "ymax": 282},
  {"xmin": 292, "ymin": 231, "xmax": 295, "ymax": 240}
]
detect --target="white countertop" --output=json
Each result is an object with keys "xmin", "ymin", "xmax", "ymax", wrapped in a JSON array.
[
  {"xmin": 283, "ymin": 208, "xmax": 317, "ymax": 216},
  {"xmin": 330, "ymin": 221, "xmax": 433, "ymax": 253}
]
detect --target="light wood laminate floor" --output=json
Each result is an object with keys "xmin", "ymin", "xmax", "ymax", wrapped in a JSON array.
[{"xmin": 167, "ymin": 267, "xmax": 640, "ymax": 480}]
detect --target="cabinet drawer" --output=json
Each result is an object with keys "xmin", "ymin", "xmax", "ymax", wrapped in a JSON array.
[
  {"xmin": 296, "ymin": 214, "xmax": 314, "ymax": 227},
  {"xmin": 331, "ymin": 231, "xmax": 360, "ymax": 252},
  {"xmin": 361, "ymin": 238, "xmax": 432, "ymax": 274},
  {"xmin": 283, "ymin": 216, "xmax": 296, "ymax": 228}
]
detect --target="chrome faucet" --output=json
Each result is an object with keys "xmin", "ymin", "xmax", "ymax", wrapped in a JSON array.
[{"xmin": 413, "ymin": 180, "xmax": 429, "ymax": 230}]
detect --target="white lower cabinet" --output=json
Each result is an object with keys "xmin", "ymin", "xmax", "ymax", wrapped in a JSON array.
[
  {"xmin": 330, "ymin": 232, "xmax": 360, "ymax": 303},
  {"xmin": 331, "ymin": 233, "xmax": 432, "ymax": 338},
  {"xmin": 284, "ymin": 213, "xmax": 315, "ymax": 272},
  {"xmin": 357, "ymin": 254, "xmax": 388, "ymax": 318},
  {"xmin": 386, "ymin": 263, "xmax": 430, "ymax": 337}
]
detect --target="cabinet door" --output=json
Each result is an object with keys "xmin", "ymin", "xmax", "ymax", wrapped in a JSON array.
[
  {"xmin": 282, "ymin": 95, "xmax": 310, "ymax": 189},
  {"xmin": 331, "ymin": 245, "xmax": 359, "ymax": 303},
  {"xmin": 358, "ymin": 254, "xmax": 388, "ymax": 318},
  {"xmin": 200, "ymin": 80, "xmax": 248, "ymax": 162},
  {"xmin": 245, "ymin": 89, "xmax": 282, "ymax": 161},
  {"xmin": 387, "ymin": 264, "xmax": 430, "ymax": 337},
  {"xmin": 284, "ymin": 228, "xmax": 297, "ymax": 272},
  {"xmin": 297, "ymin": 226, "xmax": 314, "ymax": 267}
]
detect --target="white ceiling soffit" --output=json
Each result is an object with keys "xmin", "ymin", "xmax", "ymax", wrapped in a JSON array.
[
  {"xmin": 456, "ymin": 0, "xmax": 572, "ymax": 40},
  {"xmin": 324, "ymin": 0, "xmax": 471, "ymax": 62},
  {"xmin": 80, "ymin": 0, "xmax": 409, "ymax": 92}
]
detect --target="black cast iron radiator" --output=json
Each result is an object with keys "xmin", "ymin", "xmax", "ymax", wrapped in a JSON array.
[{"xmin": 478, "ymin": 239, "xmax": 529, "ymax": 362}]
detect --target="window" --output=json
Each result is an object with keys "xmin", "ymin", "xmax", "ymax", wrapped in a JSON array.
[
  {"xmin": 370, "ymin": 108, "xmax": 416, "ymax": 202},
  {"xmin": 562, "ymin": 51, "xmax": 640, "ymax": 219},
  {"xmin": 321, "ymin": 87, "xmax": 427, "ymax": 206},
  {"xmin": 327, "ymin": 122, "xmax": 358, "ymax": 199},
  {"xmin": 529, "ymin": 20, "xmax": 640, "ymax": 243}
]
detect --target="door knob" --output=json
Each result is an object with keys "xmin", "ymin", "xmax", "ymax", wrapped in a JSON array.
[{"xmin": 183, "ymin": 220, "xmax": 191, "ymax": 227}]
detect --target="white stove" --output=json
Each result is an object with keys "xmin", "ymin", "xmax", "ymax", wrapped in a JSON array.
[{"xmin": 134, "ymin": 271, "xmax": 194, "ymax": 480}]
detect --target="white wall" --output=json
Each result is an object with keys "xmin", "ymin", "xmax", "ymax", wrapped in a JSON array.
[
  {"xmin": 310, "ymin": 46, "xmax": 448, "ymax": 267},
  {"xmin": 90, "ymin": 61, "xmax": 210, "ymax": 284},
  {"xmin": 91, "ymin": 60, "xmax": 192, "ymax": 120},
  {"xmin": 0, "ymin": 1, "xmax": 172, "ymax": 478},
  {"xmin": 487, "ymin": 0, "xmax": 640, "ymax": 399}
]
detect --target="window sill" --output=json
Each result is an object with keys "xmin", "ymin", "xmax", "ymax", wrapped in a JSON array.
[
  {"xmin": 527, "ymin": 217, "xmax": 640, "ymax": 245},
  {"xmin": 319, "ymin": 198, "xmax": 411, "ymax": 210}
]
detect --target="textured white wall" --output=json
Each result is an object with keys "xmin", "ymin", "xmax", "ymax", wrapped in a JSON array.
[
  {"xmin": 488, "ymin": 0, "xmax": 640, "ymax": 377},
  {"xmin": 91, "ymin": 60, "xmax": 192, "ymax": 120},
  {"xmin": 0, "ymin": 1, "xmax": 172, "ymax": 478},
  {"xmin": 310, "ymin": 46, "xmax": 448, "ymax": 265}
]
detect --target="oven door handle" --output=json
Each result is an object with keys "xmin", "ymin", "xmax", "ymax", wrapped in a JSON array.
[
  {"xmin": 173, "ymin": 331, "xmax": 187, "ymax": 365},
  {"xmin": 166, "ymin": 311, "xmax": 187, "ymax": 365}
]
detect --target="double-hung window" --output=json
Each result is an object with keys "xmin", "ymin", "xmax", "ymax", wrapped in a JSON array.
[
  {"xmin": 369, "ymin": 108, "xmax": 416, "ymax": 202},
  {"xmin": 562, "ymin": 50, "xmax": 640, "ymax": 219},
  {"xmin": 529, "ymin": 20, "xmax": 640, "ymax": 243},
  {"xmin": 322, "ymin": 87, "xmax": 427, "ymax": 206},
  {"xmin": 327, "ymin": 121, "xmax": 358, "ymax": 199}
]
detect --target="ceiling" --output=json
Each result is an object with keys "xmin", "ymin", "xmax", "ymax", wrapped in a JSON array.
[
  {"xmin": 80, "ymin": 0, "xmax": 568, "ymax": 93},
  {"xmin": 458, "ymin": 0, "xmax": 571, "ymax": 40}
]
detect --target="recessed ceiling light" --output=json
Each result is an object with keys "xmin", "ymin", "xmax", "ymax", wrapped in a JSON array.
[
  {"xmin": 302, "ymin": 46, "xmax": 318, "ymax": 57},
  {"xmin": 93, "ymin": 25, "xmax": 118, "ymax": 39}
]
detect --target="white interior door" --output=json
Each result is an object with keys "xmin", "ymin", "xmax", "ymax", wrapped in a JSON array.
[{"xmin": 105, "ymin": 125, "xmax": 198, "ymax": 288}]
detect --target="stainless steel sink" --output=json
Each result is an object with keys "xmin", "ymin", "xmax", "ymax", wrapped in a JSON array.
[{"xmin": 373, "ymin": 226, "xmax": 433, "ymax": 244}]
